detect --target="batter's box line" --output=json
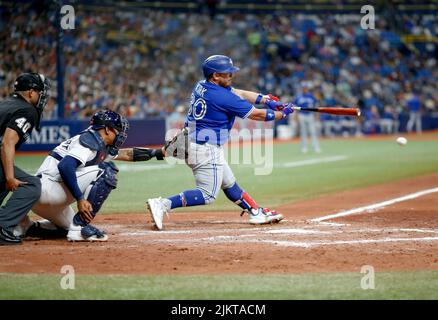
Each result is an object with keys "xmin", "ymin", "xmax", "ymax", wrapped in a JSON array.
[
  {"xmin": 311, "ymin": 186, "xmax": 438, "ymax": 222},
  {"xmin": 130, "ymin": 236, "xmax": 438, "ymax": 248}
]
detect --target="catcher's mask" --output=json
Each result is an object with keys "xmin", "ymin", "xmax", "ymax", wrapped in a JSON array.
[{"xmin": 90, "ymin": 109, "xmax": 129, "ymax": 148}]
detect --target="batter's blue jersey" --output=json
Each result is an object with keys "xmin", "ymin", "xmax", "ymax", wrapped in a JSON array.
[
  {"xmin": 185, "ymin": 80, "xmax": 254, "ymax": 145},
  {"xmin": 294, "ymin": 93, "xmax": 318, "ymax": 114}
]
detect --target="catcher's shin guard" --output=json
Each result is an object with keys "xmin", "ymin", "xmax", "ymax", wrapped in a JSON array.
[{"xmin": 73, "ymin": 161, "xmax": 119, "ymax": 226}]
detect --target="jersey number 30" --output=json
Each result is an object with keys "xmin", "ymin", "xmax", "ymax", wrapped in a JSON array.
[
  {"xmin": 15, "ymin": 117, "xmax": 31, "ymax": 133},
  {"xmin": 189, "ymin": 97, "xmax": 207, "ymax": 120}
]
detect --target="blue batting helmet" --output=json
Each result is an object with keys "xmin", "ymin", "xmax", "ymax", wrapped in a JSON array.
[
  {"xmin": 202, "ymin": 55, "xmax": 240, "ymax": 78},
  {"xmin": 90, "ymin": 110, "xmax": 129, "ymax": 148}
]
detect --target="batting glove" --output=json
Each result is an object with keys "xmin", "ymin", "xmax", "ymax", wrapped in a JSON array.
[
  {"xmin": 281, "ymin": 103, "xmax": 295, "ymax": 118},
  {"xmin": 265, "ymin": 94, "xmax": 285, "ymax": 111},
  {"xmin": 267, "ymin": 94, "xmax": 279, "ymax": 101}
]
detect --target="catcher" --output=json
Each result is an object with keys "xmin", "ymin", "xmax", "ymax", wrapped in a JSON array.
[{"xmin": 15, "ymin": 109, "xmax": 165, "ymax": 241}]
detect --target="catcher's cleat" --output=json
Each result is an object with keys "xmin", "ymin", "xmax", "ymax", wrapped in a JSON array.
[
  {"xmin": 243, "ymin": 208, "xmax": 284, "ymax": 225},
  {"xmin": 146, "ymin": 197, "xmax": 171, "ymax": 230},
  {"xmin": 67, "ymin": 223, "xmax": 108, "ymax": 242},
  {"xmin": 25, "ymin": 221, "xmax": 68, "ymax": 239}
]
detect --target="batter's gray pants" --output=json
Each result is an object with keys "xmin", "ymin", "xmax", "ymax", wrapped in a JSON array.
[{"xmin": 0, "ymin": 164, "xmax": 41, "ymax": 232}]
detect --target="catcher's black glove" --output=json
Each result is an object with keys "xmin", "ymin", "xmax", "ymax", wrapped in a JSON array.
[{"xmin": 133, "ymin": 147, "xmax": 165, "ymax": 161}]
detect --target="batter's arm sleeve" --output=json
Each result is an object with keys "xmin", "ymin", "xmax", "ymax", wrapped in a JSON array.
[
  {"xmin": 232, "ymin": 88, "xmax": 269, "ymax": 105},
  {"xmin": 58, "ymin": 156, "xmax": 84, "ymax": 201}
]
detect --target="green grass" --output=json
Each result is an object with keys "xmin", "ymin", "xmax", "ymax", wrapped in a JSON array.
[
  {"xmin": 15, "ymin": 138, "xmax": 438, "ymax": 213},
  {"xmin": 1, "ymin": 271, "xmax": 437, "ymax": 299}
]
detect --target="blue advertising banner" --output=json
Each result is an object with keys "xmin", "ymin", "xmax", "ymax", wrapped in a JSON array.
[{"xmin": 19, "ymin": 119, "xmax": 166, "ymax": 152}]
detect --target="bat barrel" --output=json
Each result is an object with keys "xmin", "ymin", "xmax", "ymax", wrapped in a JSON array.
[{"xmin": 292, "ymin": 106, "xmax": 360, "ymax": 117}]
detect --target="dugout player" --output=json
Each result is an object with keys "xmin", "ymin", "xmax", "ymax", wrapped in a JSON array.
[
  {"xmin": 294, "ymin": 82, "xmax": 321, "ymax": 153},
  {"xmin": 146, "ymin": 55, "xmax": 295, "ymax": 230},
  {"xmin": 0, "ymin": 73, "xmax": 50, "ymax": 245},
  {"xmin": 14, "ymin": 109, "xmax": 165, "ymax": 242}
]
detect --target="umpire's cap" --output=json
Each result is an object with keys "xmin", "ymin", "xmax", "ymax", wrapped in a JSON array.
[
  {"xmin": 202, "ymin": 55, "xmax": 240, "ymax": 78},
  {"xmin": 14, "ymin": 72, "xmax": 47, "ymax": 92}
]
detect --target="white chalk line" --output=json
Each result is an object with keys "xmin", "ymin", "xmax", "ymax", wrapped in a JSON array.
[
  {"xmin": 132, "ymin": 236, "xmax": 438, "ymax": 248},
  {"xmin": 260, "ymin": 237, "xmax": 438, "ymax": 248},
  {"xmin": 263, "ymin": 228, "xmax": 330, "ymax": 234},
  {"xmin": 398, "ymin": 228, "xmax": 438, "ymax": 234},
  {"xmin": 311, "ymin": 187, "xmax": 438, "ymax": 222},
  {"xmin": 277, "ymin": 155, "xmax": 348, "ymax": 168},
  {"xmin": 316, "ymin": 222, "xmax": 347, "ymax": 227},
  {"xmin": 118, "ymin": 226, "xmax": 288, "ymax": 237}
]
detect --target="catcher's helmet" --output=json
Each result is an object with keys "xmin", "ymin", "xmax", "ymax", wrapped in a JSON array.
[
  {"xmin": 90, "ymin": 110, "xmax": 129, "ymax": 148},
  {"xmin": 14, "ymin": 72, "xmax": 51, "ymax": 113},
  {"xmin": 202, "ymin": 55, "xmax": 240, "ymax": 78}
]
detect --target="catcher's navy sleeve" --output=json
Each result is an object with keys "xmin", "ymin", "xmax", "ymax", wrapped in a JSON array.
[{"xmin": 58, "ymin": 156, "xmax": 84, "ymax": 201}]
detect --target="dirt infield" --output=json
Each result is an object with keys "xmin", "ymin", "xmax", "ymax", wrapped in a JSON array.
[{"xmin": 1, "ymin": 173, "xmax": 437, "ymax": 275}]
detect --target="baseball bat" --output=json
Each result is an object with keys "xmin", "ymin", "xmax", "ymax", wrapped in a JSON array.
[{"xmin": 291, "ymin": 106, "xmax": 361, "ymax": 117}]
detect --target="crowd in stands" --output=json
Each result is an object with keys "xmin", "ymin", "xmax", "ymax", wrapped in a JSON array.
[{"xmin": 0, "ymin": 3, "xmax": 437, "ymax": 135}]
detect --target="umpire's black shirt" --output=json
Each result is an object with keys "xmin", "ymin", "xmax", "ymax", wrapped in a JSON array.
[{"xmin": 0, "ymin": 94, "xmax": 38, "ymax": 149}]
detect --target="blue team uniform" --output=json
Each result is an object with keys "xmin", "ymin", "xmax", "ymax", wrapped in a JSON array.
[
  {"xmin": 146, "ymin": 55, "xmax": 285, "ymax": 229},
  {"xmin": 186, "ymin": 80, "xmax": 254, "ymax": 145},
  {"xmin": 294, "ymin": 92, "xmax": 321, "ymax": 153},
  {"xmin": 294, "ymin": 93, "xmax": 318, "ymax": 112}
]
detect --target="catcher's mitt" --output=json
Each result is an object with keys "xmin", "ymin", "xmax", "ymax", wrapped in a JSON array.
[{"xmin": 164, "ymin": 127, "xmax": 189, "ymax": 159}]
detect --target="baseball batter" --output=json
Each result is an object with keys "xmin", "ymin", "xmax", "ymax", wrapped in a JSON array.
[
  {"xmin": 147, "ymin": 55, "xmax": 295, "ymax": 230},
  {"xmin": 15, "ymin": 109, "xmax": 164, "ymax": 241}
]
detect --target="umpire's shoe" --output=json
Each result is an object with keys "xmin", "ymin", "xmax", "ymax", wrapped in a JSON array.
[{"xmin": 0, "ymin": 226, "xmax": 22, "ymax": 245}]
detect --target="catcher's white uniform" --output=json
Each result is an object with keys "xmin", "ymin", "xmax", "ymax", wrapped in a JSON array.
[{"xmin": 15, "ymin": 131, "xmax": 116, "ymax": 235}]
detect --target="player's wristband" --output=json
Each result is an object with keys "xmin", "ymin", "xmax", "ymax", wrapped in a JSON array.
[
  {"xmin": 255, "ymin": 94, "xmax": 263, "ymax": 105},
  {"xmin": 264, "ymin": 109, "xmax": 276, "ymax": 121}
]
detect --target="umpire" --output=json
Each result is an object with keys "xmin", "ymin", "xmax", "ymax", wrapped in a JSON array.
[{"xmin": 0, "ymin": 72, "xmax": 50, "ymax": 245}]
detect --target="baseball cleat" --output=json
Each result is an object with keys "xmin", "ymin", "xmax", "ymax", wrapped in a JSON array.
[
  {"xmin": 67, "ymin": 224, "xmax": 108, "ymax": 242},
  {"xmin": 247, "ymin": 208, "xmax": 284, "ymax": 225},
  {"xmin": 146, "ymin": 197, "xmax": 171, "ymax": 230}
]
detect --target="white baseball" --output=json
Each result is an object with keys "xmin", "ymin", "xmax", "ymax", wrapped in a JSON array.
[{"xmin": 396, "ymin": 137, "xmax": 407, "ymax": 146}]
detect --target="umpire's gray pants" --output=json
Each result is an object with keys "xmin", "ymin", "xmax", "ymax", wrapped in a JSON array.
[{"xmin": 0, "ymin": 164, "xmax": 41, "ymax": 232}]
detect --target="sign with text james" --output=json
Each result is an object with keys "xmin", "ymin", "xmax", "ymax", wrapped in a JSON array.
[{"xmin": 20, "ymin": 119, "xmax": 166, "ymax": 151}]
